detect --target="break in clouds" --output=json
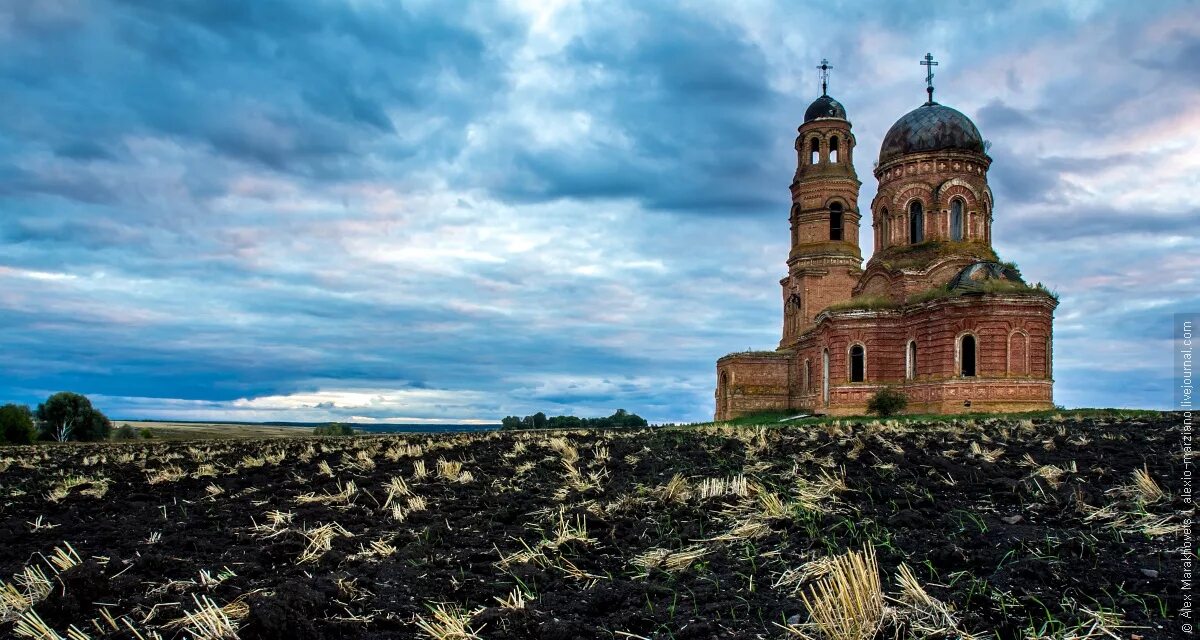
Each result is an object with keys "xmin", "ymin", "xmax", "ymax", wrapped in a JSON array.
[{"xmin": 1, "ymin": 1, "xmax": 1197, "ymax": 422}]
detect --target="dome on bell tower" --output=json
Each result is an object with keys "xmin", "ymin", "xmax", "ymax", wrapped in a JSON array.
[
  {"xmin": 878, "ymin": 102, "xmax": 984, "ymax": 164},
  {"xmin": 804, "ymin": 94, "xmax": 846, "ymax": 122}
]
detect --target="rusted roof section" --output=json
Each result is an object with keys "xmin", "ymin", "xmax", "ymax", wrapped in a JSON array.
[{"xmin": 947, "ymin": 261, "xmax": 1025, "ymax": 292}]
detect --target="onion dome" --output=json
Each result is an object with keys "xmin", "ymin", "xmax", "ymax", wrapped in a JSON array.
[
  {"xmin": 878, "ymin": 102, "xmax": 984, "ymax": 163},
  {"xmin": 947, "ymin": 262, "xmax": 1024, "ymax": 292},
  {"xmin": 804, "ymin": 94, "xmax": 846, "ymax": 122}
]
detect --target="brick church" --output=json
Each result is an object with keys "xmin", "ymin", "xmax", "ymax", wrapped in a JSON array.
[{"xmin": 715, "ymin": 57, "xmax": 1057, "ymax": 419}]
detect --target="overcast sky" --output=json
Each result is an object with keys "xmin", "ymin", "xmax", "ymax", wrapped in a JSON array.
[{"xmin": 1, "ymin": 1, "xmax": 1196, "ymax": 424}]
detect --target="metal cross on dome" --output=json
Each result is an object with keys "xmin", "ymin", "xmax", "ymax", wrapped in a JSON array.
[
  {"xmin": 817, "ymin": 58, "xmax": 832, "ymax": 96},
  {"xmin": 921, "ymin": 53, "xmax": 938, "ymax": 104}
]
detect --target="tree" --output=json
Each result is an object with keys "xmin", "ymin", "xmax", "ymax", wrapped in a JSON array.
[
  {"xmin": 547, "ymin": 415, "xmax": 582, "ymax": 430},
  {"xmin": 0, "ymin": 404, "xmax": 36, "ymax": 444},
  {"xmin": 497, "ymin": 409, "xmax": 649, "ymax": 431},
  {"xmin": 607, "ymin": 409, "xmax": 648, "ymax": 428},
  {"xmin": 35, "ymin": 392, "xmax": 111, "ymax": 442},
  {"xmin": 112, "ymin": 424, "xmax": 141, "ymax": 440},
  {"xmin": 313, "ymin": 422, "xmax": 355, "ymax": 436},
  {"xmin": 500, "ymin": 416, "xmax": 522, "ymax": 430},
  {"xmin": 52, "ymin": 419, "xmax": 73, "ymax": 442},
  {"xmin": 867, "ymin": 387, "xmax": 908, "ymax": 417}
]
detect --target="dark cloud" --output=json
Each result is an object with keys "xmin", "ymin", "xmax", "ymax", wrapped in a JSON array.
[
  {"xmin": 985, "ymin": 147, "xmax": 1065, "ymax": 204},
  {"xmin": 987, "ymin": 148, "xmax": 1161, "ymax": 207},
  {"xmin": 1006, "ymin": 205, "xmax": 1194, "ymax": 241},
  {"xmin": 2, "ymin": 217, "xmax": 147, "ymax": 250},
  {"xmin": 1136, "ymin": 27, "xmax": 1200, "ymax": 87},
  {"xmin": 467, "ymin": 4, "xmax": 787, "ymax": 214},
  {"xmin": 976, "ymin": 99, "xmax": 1034, "ymax": 130},
  {"xmin": 54, "ymin": 141, "xmax": 117, "ymax": 161},
  {"xmin": 0, "ymin": 165, "xmax": 120, "ymax": 205},
  {"xmin": 0, "ymin": 0, "xmax": 512, "ymax": 179}
]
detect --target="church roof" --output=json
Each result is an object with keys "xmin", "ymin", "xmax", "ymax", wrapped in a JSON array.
[
  {"xmin": 947, "ymin": 261, "xmax": 1025, "ymax": 292},
  {"xmin": 804, "ymin": 94, "xmax": 846, "ymax": 122},
  {"xmin": 878, "ymin": 102, "xmax": 984, "ymax": 163}
]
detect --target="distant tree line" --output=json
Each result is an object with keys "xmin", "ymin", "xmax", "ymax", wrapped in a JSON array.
[
  {"xmin": 0, "ymin": 391, "xmax": 113, "ymax": 444},
  {"xmin": 500, "ymin": 409, "xmax": 648, "ymax": 431},
  {"xmin": 313, "ymin": 422, "xmax": 356, "ymax": 436}
]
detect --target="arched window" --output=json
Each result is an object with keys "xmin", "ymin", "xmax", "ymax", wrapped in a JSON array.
[
  {"xmin": 829, "ymin": 202, "xmax": 844, "ymax": 241},
  {"xmin": 909, "ymin": 200, "xmax": 924, "ymax": 243},
  {"xmin": 950, "ymin": 199, "xmax": 964, "ymax": 241},
  {"xmin": 879, "ymin": 208, "xmax": 889, "ymax": 249},
  {"xmin": 829, "ymin": 136, "xmax": 839, "ymax": 163},
  {"xmin": 849, "ymin": 344, "xmax": 865, "ymax": 382},
  {"xmin": 906, "ymin": 340, "xmax": 917, "ymax": 380},
  {"xmin": 791, "ymin": 205, "xmax": 800, "ymax": 246},
  {"xmin": 960, "ymin": 334, "xmax": 977, "ymax": 377},
  {"xmin": 810, "ymin": 138, "xmax": 820, "ymax": 164},
  {"xmin": 821, "ymin": 349, "xmax": 830, "ymax": 405},
  {"xmin": 984, "ymin": 203, "xmax": 991, "ymax": 243}
]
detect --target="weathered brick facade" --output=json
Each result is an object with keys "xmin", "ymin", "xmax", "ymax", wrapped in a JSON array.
[
  {"xmin": 780, "ymin": 100, "xmax": 862, "ymax": 345},
  {"xmin": 715, "ymin": 82, "xmax": 1057, "ymax": 420}
]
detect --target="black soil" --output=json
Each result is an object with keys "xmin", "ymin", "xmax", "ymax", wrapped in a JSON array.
[{"xmin": 0, "ymin": 414, "xmax": 1189, "ymax": 639}]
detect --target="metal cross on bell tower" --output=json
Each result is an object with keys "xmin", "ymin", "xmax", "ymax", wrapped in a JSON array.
[
  {"xmin": 921, "ymin": 53, "xmax": 938, "ymax": 104},
  {"xmin": 817, "ymin": 58, "xmax": 832, "ymax": 96}
]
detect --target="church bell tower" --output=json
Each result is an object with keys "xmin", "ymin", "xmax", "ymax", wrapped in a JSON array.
[{"xmin": 780, "ymin": 60, "xmax": 863, "ymax": 348}]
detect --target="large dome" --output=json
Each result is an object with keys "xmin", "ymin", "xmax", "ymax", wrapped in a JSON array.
[
  {"xmin": 804, "ymin": 94, "xmax": 846, "ymax": 122},
  {"xmin": 878, "ymin": 102, "xmax": 984, "ymax": 163}
]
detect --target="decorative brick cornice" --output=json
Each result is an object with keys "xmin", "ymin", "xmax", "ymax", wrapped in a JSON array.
[
  {"xmin": 874, "ymin": 149, "xmax": 992, "ymax": 183},
  {"xmin": 717, "ymin": 350, "xmax": 794, "ymax": 363}
]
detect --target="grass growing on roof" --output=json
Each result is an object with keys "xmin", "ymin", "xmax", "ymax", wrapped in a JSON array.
[
  {"xmin": 906, "ymin": 280, "xmax": 1059, "ymax": 305},
  {"xmin": 871, "ymin": 240, "xmax": 998, "ymax": 271},
  {"xmin": 825, "ymin": 295, "xmax": 899, "ymax": 312}
]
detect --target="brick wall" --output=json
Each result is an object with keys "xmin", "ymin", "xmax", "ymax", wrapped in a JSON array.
[
  {"xmin": 871, "ymin": 149, "xmax": 993, "ymax": 251},
  {"xmin": 715, "ymin": 353, "xmax": 793, "ymax": 421},
  {"xmin": 717, "ymin": 293, "xmax": 1056, "ymax": 420}
]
